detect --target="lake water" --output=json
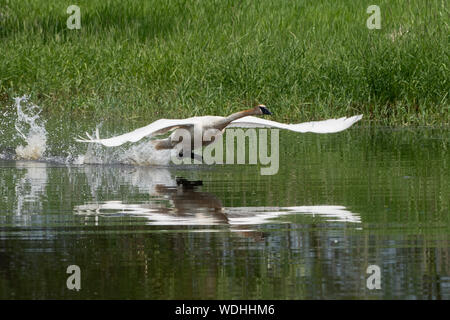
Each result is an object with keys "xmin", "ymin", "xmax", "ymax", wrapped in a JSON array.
[{"xmin": 0, "ymin": 118, "xmax": 448, "ymax": 299}]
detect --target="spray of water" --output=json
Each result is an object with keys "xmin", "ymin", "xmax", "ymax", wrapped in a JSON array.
[
  {"xmin": 75, "ymin": 132, "xmax": 173, "ymax": 166},
  {"xmin": 6, "ymin": 96, "xmax": 174, "ymax": 165},
  {"xmin": 119, "ymin": 140, "xmax": 173, "ymax": 166},
  {"xmin": 13, "ymin": 96, "xmax": 47, "ymax": 160}
]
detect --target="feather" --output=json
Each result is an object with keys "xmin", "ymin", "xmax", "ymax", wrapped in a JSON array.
[{"xmin": 228, "ymin": 115, "xmax": 363, "ymax": 133}]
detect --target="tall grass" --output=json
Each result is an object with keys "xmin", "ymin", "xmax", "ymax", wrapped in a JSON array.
[{"xmin": 0, "ymin": 0, "xmax": 448, "ymax": 125}]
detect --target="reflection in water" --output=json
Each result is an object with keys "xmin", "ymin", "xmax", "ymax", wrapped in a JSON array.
[
  {"xmin": 11, "ymin": 161, "xmax": 48, "ymax": 216},
  {"xmin": 0, "ymin": 127, "xmax": 448, "ymax": 299},
  {"xmin": 82, "ymin": 164, "xmax": 177, "ymax": 196},
  {"xmin": 73, "ymin": 166, "xmax": 361, "ymax": 228}
]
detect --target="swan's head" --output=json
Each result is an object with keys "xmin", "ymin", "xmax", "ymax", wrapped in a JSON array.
[{"xmin": 257, "ymin": 104, "xmax": 272, "ymax": 115}]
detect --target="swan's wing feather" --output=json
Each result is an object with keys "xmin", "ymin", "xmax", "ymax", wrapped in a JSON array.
[
  {"xmin": 227, "ymin": 114, "xmax": 363, "ymax": 133},
  {"xmin": 75, "ymin": 118, "xmax": 195, "ymax": 147}
]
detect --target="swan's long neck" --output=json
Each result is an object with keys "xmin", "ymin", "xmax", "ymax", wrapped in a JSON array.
[{"xmin": 216, "ymin": 108, "xmax": 258, "ymax": 130}]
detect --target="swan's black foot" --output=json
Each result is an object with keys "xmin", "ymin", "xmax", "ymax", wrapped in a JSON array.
[
  {"xmin": 178, "ymin": 150, "xmax": 203, "ymax": 163},
  {"xmin": 176, "ymin": 177, "xmax": 203, "ymax": 189}
]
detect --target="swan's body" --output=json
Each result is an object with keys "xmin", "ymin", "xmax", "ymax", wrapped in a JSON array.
[{"xmin": 76, "ymin": 105, "xmax": 363, "ymax": 156}]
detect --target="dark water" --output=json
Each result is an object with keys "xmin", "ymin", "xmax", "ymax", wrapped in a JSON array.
[{"xmin": 0, "ymin": 128, "xmax": 449, "ymax": 299}]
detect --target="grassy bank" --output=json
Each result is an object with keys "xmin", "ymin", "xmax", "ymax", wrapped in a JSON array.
[{"xmin": 0, "ymin": 0, "xmax": 448, "ymax": 125}]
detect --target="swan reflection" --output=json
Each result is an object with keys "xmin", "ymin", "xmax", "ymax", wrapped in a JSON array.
[
  {"xmin": 6, "ymin": 161, "xmax": 48, "ymax": 216},
  {"xmin": 74, "ymin": 166, "xmax": 361, "ymax": 227}
]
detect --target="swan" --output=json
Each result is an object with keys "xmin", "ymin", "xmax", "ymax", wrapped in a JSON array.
[{"xmin": 76, "ymin": 105, "xmax": 363, "ymax": 156}]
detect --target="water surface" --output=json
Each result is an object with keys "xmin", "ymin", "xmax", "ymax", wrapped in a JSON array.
[{"xmin": 0, "ymin": 124, "xmax": 448, "ymax": 299}]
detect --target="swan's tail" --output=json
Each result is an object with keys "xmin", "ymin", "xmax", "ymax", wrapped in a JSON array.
[{"xmin": 75, "ymin": 127, "xmax": 101, "ymax": 143}]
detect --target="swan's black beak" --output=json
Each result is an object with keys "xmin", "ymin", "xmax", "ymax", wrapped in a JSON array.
[{"xmin": 259, "ymin": 105, "xmax": 272, "ymax": 115}]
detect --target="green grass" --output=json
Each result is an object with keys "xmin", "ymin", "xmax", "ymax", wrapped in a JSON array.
[{"xmin": 0, "ymin": 0, "xmax": 448, "ymax": 125}]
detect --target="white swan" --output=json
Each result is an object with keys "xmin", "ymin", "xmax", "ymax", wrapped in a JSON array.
[{"xmin": 76, "ymin": 105, "xmax": 363, "ymax": 154}]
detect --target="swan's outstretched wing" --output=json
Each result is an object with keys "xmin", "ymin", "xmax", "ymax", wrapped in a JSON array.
[
  {"xmin": 75, "ymin": 118, "xmax": 195, "ymax": 147},
  {"xmin": 227, "ymin": 114, "xmax": 363, "ymax": 133}
]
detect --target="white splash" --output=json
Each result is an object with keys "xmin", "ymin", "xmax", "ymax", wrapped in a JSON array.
[
  {"xmin": 118, "ymin": 140, "xmax": 173, "ymax": 166},
  {"xmin": 13, "ymin": 96, "xmax": 47, "ymax": 160},
  {"xmin": 6, "ymin": 97, "xmax": 179, "ymax": 166},
  {"xmin": 79, "ymin": 131, "xmax": 173, "ymax": 166}
]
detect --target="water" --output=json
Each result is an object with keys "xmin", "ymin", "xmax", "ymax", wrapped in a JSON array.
[{"xmin": 0, "ymin": 98, "xmax": 448, "ymax": 299}]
